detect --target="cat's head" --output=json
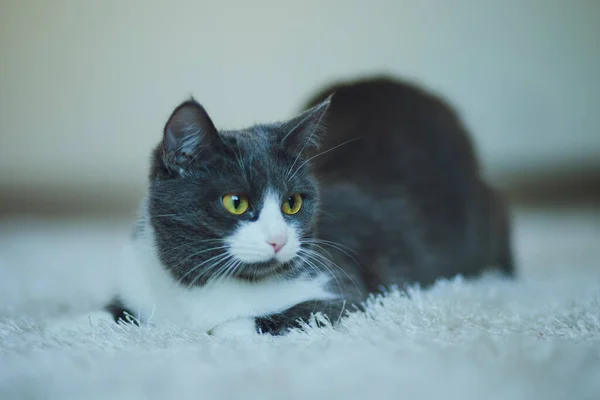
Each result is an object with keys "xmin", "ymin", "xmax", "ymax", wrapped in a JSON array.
[{"xmin": 146, "ymin": 97, "xmax": 330, "ymax": 285}]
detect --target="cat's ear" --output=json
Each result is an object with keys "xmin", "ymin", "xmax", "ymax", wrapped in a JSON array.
[
  {"xmin": 161, "ymin": 98, "xmax": 219, "ymax": 169},
  {"xmin": 279, "ymin": 95, "xmax": 332, "ymax": 152}
]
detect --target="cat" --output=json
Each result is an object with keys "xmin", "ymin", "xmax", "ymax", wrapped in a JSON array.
[{"xmin": 105, "ymin": 76, "xmax": 514, "ymax": 336}]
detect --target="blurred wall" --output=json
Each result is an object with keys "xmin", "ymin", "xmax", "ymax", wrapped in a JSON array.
[{"xmin": 1, "ymin": 0, "xmax": 599, "ymax": 213}]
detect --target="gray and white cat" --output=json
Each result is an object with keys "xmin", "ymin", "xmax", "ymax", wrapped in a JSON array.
[{"xmin": 106, "ymin": 76, "xmax": 514, "ymax": 336}]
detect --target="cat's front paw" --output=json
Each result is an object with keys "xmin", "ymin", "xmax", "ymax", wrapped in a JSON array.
[{"xmin": 209, "ymin": 318, "xmax": 258, "ymax": 338}]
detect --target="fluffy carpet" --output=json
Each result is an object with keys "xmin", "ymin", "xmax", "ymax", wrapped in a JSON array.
[{"xmin": 0, "ymin": 207, "xmax": 599, "ymax": 400}]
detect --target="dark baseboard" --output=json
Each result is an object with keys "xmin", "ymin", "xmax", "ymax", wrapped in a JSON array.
[
  {"xmin": 0, "ymin": 184, "xmax": 144, "ymax": 219},
  {"xmin": 1, "ymin": 170, "xmax": 599, "ymax": 218},
  {"xmin": 499, "ymin": 170, "xmax": 600, "ymax": 207}
]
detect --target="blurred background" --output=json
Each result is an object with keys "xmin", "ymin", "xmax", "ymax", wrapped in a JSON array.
[
  {"xmin": 1, "ymin": 0, "xmax": 600, "ymax": 316},
  {"xmin": 1, "ymin": 0, "xmax": 599, "ymax": 218}
]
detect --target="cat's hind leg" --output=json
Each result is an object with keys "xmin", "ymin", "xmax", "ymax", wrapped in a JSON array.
[{"xmin": 487, "ymin": 188, "xmax": 516, "ymax": 276}]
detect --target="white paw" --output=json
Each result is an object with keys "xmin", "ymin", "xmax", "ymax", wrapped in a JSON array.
[{"xmin": 209, "ymin": 318, "xmax": 257, "ymax": 338}]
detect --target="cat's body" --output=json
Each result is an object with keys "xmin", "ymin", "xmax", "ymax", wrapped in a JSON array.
[
  {"xmin": 106, "ymin": 77, "xmax": 513, "ymax": 336},
  {"xmin": 311, "ymin": 77, "xmax": 513, "ymax": 292}
]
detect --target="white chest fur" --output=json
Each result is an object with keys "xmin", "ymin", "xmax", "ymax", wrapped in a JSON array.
[{"xmin": 115, "ymin": 225, "xmax": 335, "ymax": 333}]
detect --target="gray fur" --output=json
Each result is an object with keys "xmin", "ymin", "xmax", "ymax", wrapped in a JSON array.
[
  {"xmin": 107, "ymin": 77, "xmax": 514, "ymax": 335},
  {"xmin": 307, "ymin": 77, "xmax": 514, "ymax": 295}
]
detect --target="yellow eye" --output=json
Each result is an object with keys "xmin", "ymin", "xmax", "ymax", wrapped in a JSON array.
[
  {"xmin": 222, "ymin": 193, "xmax": 250, "ymax": 215},
  {"xmin": 282, "ymin": 193, "xmax": 303, "ymax": 215}
]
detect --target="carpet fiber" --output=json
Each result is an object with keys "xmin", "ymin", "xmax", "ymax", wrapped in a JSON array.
[{"xmin": 1, "ymin": 207, "xmax": 599, "ymax": 399}]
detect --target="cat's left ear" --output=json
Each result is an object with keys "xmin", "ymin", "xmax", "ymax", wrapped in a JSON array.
[
  {"xmin": 161, "ymin": 98, "xmax": 220, "ymax": 170},
  {"xmin": 278, "ymin": 95, "xmax": 332, "ymax": 152}
]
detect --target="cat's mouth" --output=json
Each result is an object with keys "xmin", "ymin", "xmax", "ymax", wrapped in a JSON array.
[{"xmin": 235, "ymin": 259, "xmax": 293, "ymax": 281}]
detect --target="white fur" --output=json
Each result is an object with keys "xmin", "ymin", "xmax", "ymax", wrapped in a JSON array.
[
  {"xmin": 115, "ymin": 216, "xmax": 335, "ymax": 334},
  {"xmin": 3, "ymin": 209, "xmax": 600, "ymax": 399},
  {"xmin": 226, "ymin": 191, "xmax": 300, "ymax": 263},
  {"xmin": 208, "ymin": 317, "xmax": 257, "ymax": 337},
  {"xmin": 44, "ymin": 310, "xmax": 116, "ymax": 333}
]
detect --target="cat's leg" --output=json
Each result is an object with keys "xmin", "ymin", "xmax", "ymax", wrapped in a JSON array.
[
  {"xmin": 209, "ymin": 317, "xmax": 258, "ymax": 337},
  {"xmin": 104, "ymin": 297, "xmax": 139, "ymax": 325},
  {"xmin": 43, "ymin": 297, "xmax": 139, "ymax": 333},
  {"xmin": 486, "ymin": 187, "xmax": 516, "ymax": 276},
  {"xmin": 256, "ymin": 299, "xmax": 349, "ymax": 335}
]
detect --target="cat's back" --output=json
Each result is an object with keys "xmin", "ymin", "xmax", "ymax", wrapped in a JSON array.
[
  {"xmin": 304, "ymin": 77, "xmax": 514, "ymax": 290},
  {"xmin": 306, "ymin": 76, "xmax": 479, "ymax": 188}
]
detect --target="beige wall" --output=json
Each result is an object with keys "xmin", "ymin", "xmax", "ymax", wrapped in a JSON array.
[{"xmin": 1, "ymin": 0, "xmax": 599, "ymax": 207}]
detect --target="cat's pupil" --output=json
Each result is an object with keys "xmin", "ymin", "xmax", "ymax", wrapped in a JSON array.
[
  {"xmin": 232, "ymin": 195, "xmax": 241, "ymax": 209},
  {"xmin": 287, "ymin": 196, "xmax": 295, "ymax": 208}
]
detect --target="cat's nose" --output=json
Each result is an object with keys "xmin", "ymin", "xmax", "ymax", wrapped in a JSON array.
[{"xmin": 267, "ymin": 235, "xmax": 288, "ymax": 253}]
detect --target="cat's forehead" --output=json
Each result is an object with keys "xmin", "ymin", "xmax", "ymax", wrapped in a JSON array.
[
  {"xmin": 213, "ymin": 126, "xmax": 312, "ymax": 193},
  {"xmin": 220, "ymin": 125, "xmax": 275, "ymax": 150},
  {"xmin": 219, "ymin": 125, "xmax": 284, "ymax": 166},
  {"xmin": 217, "ymin": 127, "xmax": 284, "ymax": 172}
]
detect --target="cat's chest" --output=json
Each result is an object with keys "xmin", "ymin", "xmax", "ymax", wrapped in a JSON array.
[
  {"xmin": 118, "ymin": 240, "xmax": 334, "ymax": 331},
  {"xmin": 174, "ymin": 275, "xmax": 333, "ymax": 328}
]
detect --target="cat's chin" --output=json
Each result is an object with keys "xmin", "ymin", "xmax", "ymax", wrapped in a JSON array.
[{"xmin": 234, "ymin": 259, "xmax": 294, "ymax": 282}]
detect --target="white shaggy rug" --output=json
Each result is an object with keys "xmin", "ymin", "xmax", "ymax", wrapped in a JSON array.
[{"xmin": 0, "ymin": 207, "xmax": 599, "ymax": 400}]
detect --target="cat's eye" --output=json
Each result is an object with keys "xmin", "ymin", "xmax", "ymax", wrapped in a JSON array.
[
  {"xmin": 282, "ymin": 193, "xmax": 303, "ymax": 215},
  {"xmin": 222, "ymin": 193, "xmax": 250, "ymax": 215}
]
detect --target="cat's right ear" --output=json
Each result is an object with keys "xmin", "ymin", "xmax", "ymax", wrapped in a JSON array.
[
  {"xmin": 278, "ymin": 95, "xmax": 332, "ymax": 152},
  {"xmin": 161, "ymin": 99, "xmax": 220, "ymax": 170}
]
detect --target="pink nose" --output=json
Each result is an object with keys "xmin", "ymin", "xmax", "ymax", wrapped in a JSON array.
[{"xmin": 267, "ymin": 236, "xmax": 287, "ymax": 253}]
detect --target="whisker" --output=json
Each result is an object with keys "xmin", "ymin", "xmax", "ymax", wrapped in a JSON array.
[
  {"xmin": 176, "ymin": 251, "xmax": 231, "ymax": 286},
  {"xmin": 188, "ymin": 254, "xmax": 235, "ymax": 288},
  {"xmin": 300, "ymin": 247, "xmax": 362, "ymax": 298},
  {"xmin": 287, "ymin": 137, "xmax": 363, "ymax": 182},
  {"xmin": 303, "ymin": 242, "xmax": 333, "ymax": 260},
  {"xmin": 161, "ymin": 241, "xmax": 226, "ymax": 259},
  {"xmin": 298, "ymin": 249, "xmax": 343, "ymax": 298},
  {"xmin": 303, "ymin": 238, "xmax": 358, "ymax": 255},
  {"xmin": 303, "ymin": 244, "xmax": 362, "ymax": 284},
  {"xmin": 284, "ymin": 101, "xmax": 330, "ymax": 180},
  {"xmin": 210, "ymin": 259, "xmax": 234, "ymax": 284},
  {"xmin": 294, "ymin": 253, "xmax": 320, "ymax": 277},
  {"xmin": 208, "ymin": 258, "xmax": 240, "ymax": 285},
  {"xmin": 168, "ymin": 245, "xmax": 229, "ymax": 271},
  {"xmin": 149, "ymin": 213, "xmax": 188, "ymax": 219},
  {"xmin": 224, "ymin": 259, "xmax": 242, "ymax": 282}
]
